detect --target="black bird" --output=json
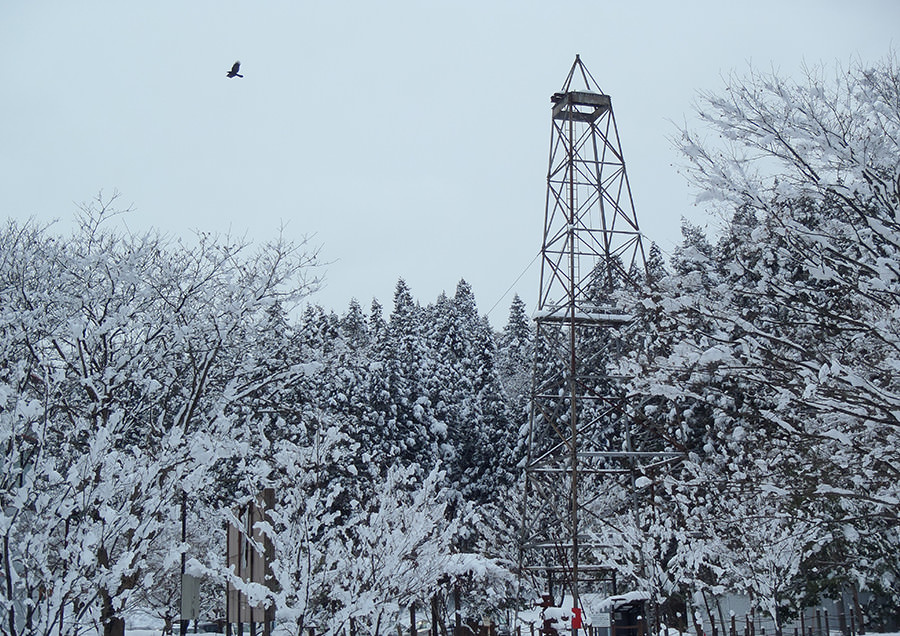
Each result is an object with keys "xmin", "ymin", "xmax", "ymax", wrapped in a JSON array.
[{"xmin": 226, "ymin": 61, "xmax": 243, "ymax": 78}]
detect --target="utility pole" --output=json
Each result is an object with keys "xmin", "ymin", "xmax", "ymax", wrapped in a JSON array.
[{"xmin": 180, "ymin": 489, "xmax": 188, "ymax": 636}]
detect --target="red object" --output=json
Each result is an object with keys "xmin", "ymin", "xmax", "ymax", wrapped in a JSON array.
[{"xmin": 571, "ymin": 608, "xmax": 583, "ymax": 629}]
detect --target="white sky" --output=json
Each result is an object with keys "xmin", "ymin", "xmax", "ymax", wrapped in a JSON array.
[{"xmin": 2, "ymin": 1, "xmax": 897, "ymax": 326}]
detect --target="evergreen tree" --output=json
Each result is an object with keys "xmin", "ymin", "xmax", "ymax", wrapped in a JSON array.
[
  {"xmin": 364, "ymin": 279, "xmax": 439, "ymax": 471},
  {"xmin": 496, "ymin": 294, "xmax": 533, "ymax": 426}
]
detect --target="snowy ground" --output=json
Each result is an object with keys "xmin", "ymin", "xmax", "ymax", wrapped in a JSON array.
[
  {"xmin": 86, "ymin": 628, "xmax": 298, "ymax": 635},
  {"xmin": 74, "ymin": 606, "xmax": 900, "ymax": 636},
  {"xmin": 82, "ymin": 625, "xmax": 900, "ymax": 636},
  {"xmin": 82, "ymin": 629, "xmax": 900, "ymax": 636}
]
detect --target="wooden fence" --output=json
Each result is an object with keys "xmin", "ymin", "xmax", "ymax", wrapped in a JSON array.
[{"xmin": 672, "ymin": 606, "xmax": 864, "ymax": 636}]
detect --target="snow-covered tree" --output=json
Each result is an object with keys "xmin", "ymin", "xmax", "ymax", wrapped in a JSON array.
[
  {"xmin": 333, "ymin": 464, "xmax": 509, "ymax": 636},
  {"xmin": 364, "ymin": 279, "xmax": 440, "ymax": 470},
  {"xmin": 495, "ymin": 294, "xmax": 533, "ymax": 439},
  {"xmin": 0, "ymin": 196, "xmax": 320, "ymax": 636},
  {"xmin": 422, "ymin": 281, "xmax": 516, "ymax": 507},
  {"xmin": 245, "ymin": 420, "xmax": 356, "ymax": 636},
  {"xmin": 627, "ymin": 54, "xmax": 900, "ymax": 620}
]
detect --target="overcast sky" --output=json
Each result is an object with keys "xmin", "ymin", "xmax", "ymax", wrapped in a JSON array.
[{"xmin": 2, "ymin": 1, "xmax": 897, "ymax": 326}]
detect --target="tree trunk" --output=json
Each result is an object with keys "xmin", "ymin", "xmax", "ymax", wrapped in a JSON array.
[
  {"xmin": 104, "ymin": 615, "xmax": 126, "ymax": 636},
  {"xmin": 296, "ymin": 611, "xmax": 310, "ymax": 636},
  {"xmin": 853, "ymin": 587, "xmax": 864, "ymax": 635},
  {"xmin": 700, "ymin": 589, "xmax": 717, "ymax": 636},
  {"xmin": 101, "ymin": 589, "xmax": 125, "ymax": 636},
  {"xmin": 4, "ymin": 534, "xmax": 17, "ymax": 636}
]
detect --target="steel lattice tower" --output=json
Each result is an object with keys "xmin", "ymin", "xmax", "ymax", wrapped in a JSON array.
[{"xmin": 519, "ymin": 56, "xmax": 679, "ymax": 620}]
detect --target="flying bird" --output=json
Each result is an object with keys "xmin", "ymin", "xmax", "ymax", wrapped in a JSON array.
[{"xmin": 226, "ymin": 61, "xmax": 243, "ymax": 78}]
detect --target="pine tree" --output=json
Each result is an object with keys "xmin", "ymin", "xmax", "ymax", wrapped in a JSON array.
[{"xmin": 496, "ymin": 294, "xmax": 533, "ymax": 424}]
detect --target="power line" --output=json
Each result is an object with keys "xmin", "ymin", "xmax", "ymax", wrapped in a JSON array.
[{"xmin": 486, "ymin": 250, "xmax": 541, "ymax": 320}]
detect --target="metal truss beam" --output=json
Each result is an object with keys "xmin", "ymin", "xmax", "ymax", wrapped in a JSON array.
[{"xmin": 518, "ymin": 56, "xmax": 680, "ymax": 619}]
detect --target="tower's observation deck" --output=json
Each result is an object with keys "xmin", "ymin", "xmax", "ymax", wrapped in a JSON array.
[{"xmin": 551, "ymin": 91, "xmax": 611, "ymax": 122}]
